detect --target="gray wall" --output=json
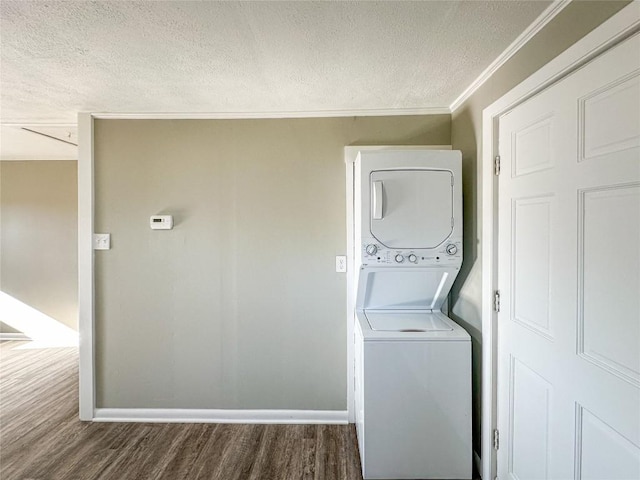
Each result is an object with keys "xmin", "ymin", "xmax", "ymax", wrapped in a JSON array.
[
  {"xmin": 449, "ymin": 0, "xmax": 631, "ymax": 454},
  {"xmin": 94, "ymin": 115, "xmax": 450, "ymax": 409},
  {"xmin": 0, "ymin": 160, "xmax": 78, "ymax": 332}
]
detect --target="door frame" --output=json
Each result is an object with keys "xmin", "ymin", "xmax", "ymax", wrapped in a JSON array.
[
  {"xmin": 78, "ymin": 113, "xmax": 94, "ymax": 420},
  {"xmin": 480, "ymin": 6, "xmax": 639, "ymax": 480}
]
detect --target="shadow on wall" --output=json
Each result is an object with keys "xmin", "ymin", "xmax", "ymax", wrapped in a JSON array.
[
  {"xmin": 347, "ymin": 114, "xmax": 453, "ymax": 147},
  {"xmin": 449, "ymin": 105, "xmax": 481, "ymax": 336},
  {"xmin": 447, "ymin": 105, "xmax": 483, "ymax": 458},
  {"xmin": 0, "ymin": 291, "xmax": 78, "ymax": 348}
]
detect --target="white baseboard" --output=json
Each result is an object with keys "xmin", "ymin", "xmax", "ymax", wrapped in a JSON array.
[
  {"xmin": 93, "ymin": 408, "xmax": 348, "ymax": 424},
  {"xmin": 474, "ymin": 451, "xmax": 482, "ymax": 479},
  {"xmin": 0, "ymin": 333, "xmax": 31, "ymax": 341}
]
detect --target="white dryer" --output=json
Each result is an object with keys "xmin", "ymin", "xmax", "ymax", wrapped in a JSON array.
[{"xmin": 353, "ymin": 149, "xmax": 472, "ymax": 480}]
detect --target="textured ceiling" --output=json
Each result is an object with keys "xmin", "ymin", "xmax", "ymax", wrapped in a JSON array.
[{"xmin": 0, "ymin": 0, "xmax": 551, "ymax": 126}]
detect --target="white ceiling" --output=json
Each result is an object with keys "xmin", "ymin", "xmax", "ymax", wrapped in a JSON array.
[{"xmin": 0, "ymin": 0, "xmax": 552, "ymax": 159}]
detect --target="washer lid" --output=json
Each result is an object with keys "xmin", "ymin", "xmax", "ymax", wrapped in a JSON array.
[
  {"xmin": 356, "ymin": 267, "xmax": 459, "ymax": 311},
  {"xmin": 365, "ymin": 310, "xmax": 453, "ymax": 332}
]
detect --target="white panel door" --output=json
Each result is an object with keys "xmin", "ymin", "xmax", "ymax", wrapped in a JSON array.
[{"xmin": 498, "ymin": 34, "xmax": 640, "ymax": 480}]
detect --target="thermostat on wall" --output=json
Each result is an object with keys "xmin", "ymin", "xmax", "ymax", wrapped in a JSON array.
[{"xmin": 150, "ymin": 215, "xmax": 173, "ymax": 230}]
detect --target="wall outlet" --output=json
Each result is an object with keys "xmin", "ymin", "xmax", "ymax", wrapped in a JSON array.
[
  {"xmin": 335, "ymin": 255, "xmax": 347, "ymax": 273},
  {"xmin": 93, "ymin": 233, "xmax": 111, "ymax": 250}
]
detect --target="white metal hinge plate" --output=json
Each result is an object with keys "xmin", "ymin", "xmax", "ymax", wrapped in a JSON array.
[
  {"xmin": 494, "ymin": 290, "xmax": 501, "ymax": 313},
  {"xmin": 493, "ymin": 429, "xmax": 500, "ymax": 450},
  {"xmin": 494, "ymin": 155, "xmax": 501, "ymax": 175}
]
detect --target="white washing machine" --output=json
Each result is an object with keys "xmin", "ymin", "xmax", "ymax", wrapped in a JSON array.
[{"xmin": 353, "ymin": 149, "xmax": 472, "ymax": 480}]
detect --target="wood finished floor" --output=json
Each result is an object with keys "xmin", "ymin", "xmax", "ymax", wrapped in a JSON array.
[{"xmin": 0, "ymin": 341, "xmax": 363, "ymax": 480}]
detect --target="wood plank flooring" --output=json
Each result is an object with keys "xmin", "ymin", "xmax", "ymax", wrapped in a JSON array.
[{"xmin": 0, "ymin": 341, "xmax": 363, "ymax": 480}]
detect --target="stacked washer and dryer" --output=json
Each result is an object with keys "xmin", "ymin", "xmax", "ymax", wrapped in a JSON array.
[{"xmin": 353, "ymin": 149, "xmax": 472, "ymax": 480}]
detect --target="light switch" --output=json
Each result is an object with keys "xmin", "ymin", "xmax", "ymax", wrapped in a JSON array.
[
  {"xmin": 335, "ymin": 255, "xmax": 347, "ymax": 273},
  {"xmin": 93, "ymin": 233, "xmax": 111, "ymax": 250}
]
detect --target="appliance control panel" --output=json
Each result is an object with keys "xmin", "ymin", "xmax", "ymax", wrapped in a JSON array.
[{"xmin": 361, "ymin": 238, "xmax": 462, "ymax": 266}]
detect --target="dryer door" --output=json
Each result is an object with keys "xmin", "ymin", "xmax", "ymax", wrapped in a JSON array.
[{"xmin": 370, "ymin": 169, "xmax": 453, "ymax": 249}]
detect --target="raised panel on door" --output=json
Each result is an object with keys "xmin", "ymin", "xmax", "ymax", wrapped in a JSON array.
[
  {"xmin": 579, "ymin": 71, "xmax": 640, "ymax": 161},
  {"xmin": 576, "ymin": 406, "xmax": 640, "ymax": 480},
  {"xmin": 511, "ymin": 195, "xmax": 553, "ymax": 339},
  {"xmin": 511, "ymin": 113, "xmax": 555, "ymax": 177},
  {"xmin": 578, "ymin": 184, "xmax": 640, "ymax": 386},
  {"xmin": 369, "ymin": 170, "xmax": 453, "ymax": 249},
  {"xmin": 508, "ymin": 356, "xmax": 552, "ymax": 480}
]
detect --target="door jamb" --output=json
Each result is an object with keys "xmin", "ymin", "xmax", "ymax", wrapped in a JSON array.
[
  {"xmin": 480, "ymin": 6, "xmax": 639, "ymax": 479},
  {"xmin": 78, "ymin": 113, "xmax": 95, "ymax": 420}
]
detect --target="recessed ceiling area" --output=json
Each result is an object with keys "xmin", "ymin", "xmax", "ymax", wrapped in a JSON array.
[
  {"xmin": 0, "ymin": 125, "xmax": 77, "ymax": 161},
  {"xmin": 1, "ymin": 0, "xmax": 551, "ymax": 126}
]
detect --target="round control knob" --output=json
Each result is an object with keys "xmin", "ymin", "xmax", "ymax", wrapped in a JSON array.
[
  {"xmin": 408, "ymin": 254, "xmax": 417, "ymax": 263},
  {"xmin": 365, "ymin": 244, "xmax": 378, "ymax": 255},
  {"xmin": 446, "ymin": 244, "xmax": 458, "ymax": 255},
  {"xmin": 395, "ymin": 254, "xmax": 404, "ymax": 263}
]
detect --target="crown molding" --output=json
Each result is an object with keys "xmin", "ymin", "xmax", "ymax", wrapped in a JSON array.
[
  {"xmin": 0, "ymin": 121, "xmax": 78, "ymax": 128},
  {"xmin": 449, "ymin": 0, "xmax": 572, "ymax": 112},
  {"xmin": 3, "ymin": 108, "xmax": 449, "ymax": 124},
  {"xmin": 88, "ymin": 107, "xmax": 450, "ymax": 120}
]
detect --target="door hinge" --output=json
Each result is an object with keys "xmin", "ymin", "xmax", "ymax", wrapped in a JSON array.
[
  {"xmin": 494, "ymin": 155, "xmax": 501, "ymax": 176},
  {"xmin": 494, "ymin": 290, "xmax": 501, "ymax": 313},
  {"xmin": 493, "ymin": 429, "xmax": 500, "ymax": 450}
]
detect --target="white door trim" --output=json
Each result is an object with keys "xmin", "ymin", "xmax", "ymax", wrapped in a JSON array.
[
  {"xmin": 479, "ymin": 4, "xmax": 640, "ymax": 479},
  {"xmin": 78, "ymin": 112, "xmax": 95, "ymax": 420}
]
